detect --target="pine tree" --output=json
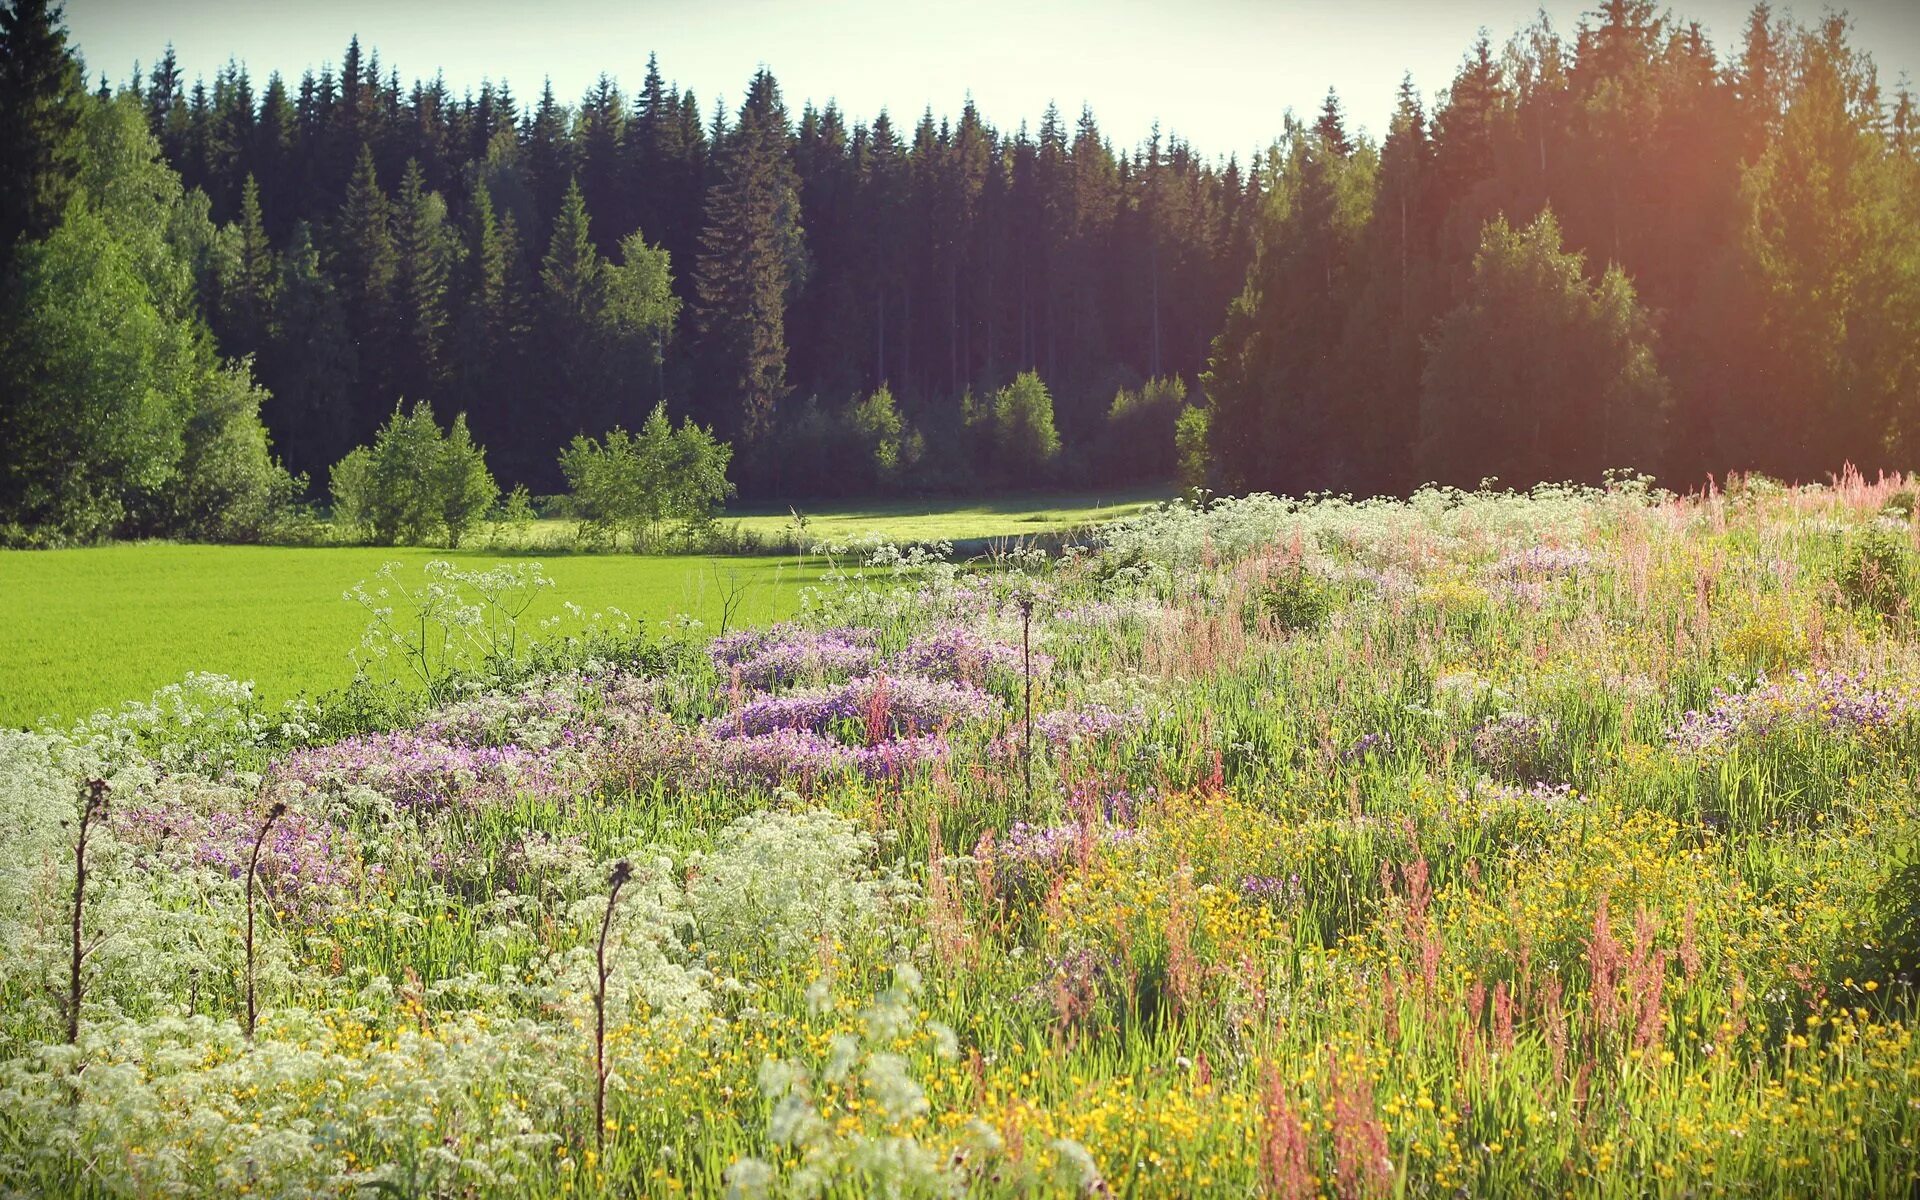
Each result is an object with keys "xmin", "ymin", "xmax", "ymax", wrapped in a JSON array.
[
  {"xmin": 332, "ymin": 142, "xmax": 397, "ymax": 423},
  {"xmin": 693, "ymin": 69, "xmax": 803, "ymax": 444},
  {"xmin": 392, "ymin": 157, "xmax": 451, "ymax": 402},
  {"xmin": 0, "ymin": 0, "xmax": 86, "ymax": 261}
]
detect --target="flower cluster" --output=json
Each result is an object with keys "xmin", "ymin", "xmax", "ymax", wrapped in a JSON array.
[
  {"xmin": 272, "ymin": 731, "xmax": 582, "ymax": 811},
  {"xmin": 708, "ymin": 624, "xmax": 879, "ymax": 689},
  {"xmin": 1470, "ymin": 711, "xmax": 1555, "ymax": 780},
  {"xmin": 1668, "ymin": 669, "xmax": 1919, "ymax": 752},
  {"xmin": 1239, "ymin": 873, "xmax": 1306, "ymax": 908},
  {"xmin": 706, "ymin": 674, "xmax": 1000, "ymax": 739},
  {"xmin": 1033, "ymin": 702, "xmax": 1146, "ymax": 746},
  {"xmin": 1489, "ymin": 545, "xmax": 1596, "ymax": 579},
  {"xmin": 888, "ymin": 624, "xmax": 1042, "ymax": 684},
  {"xmin": 114, "ymin": 802, "xmax": 359, "ymax": 901}
]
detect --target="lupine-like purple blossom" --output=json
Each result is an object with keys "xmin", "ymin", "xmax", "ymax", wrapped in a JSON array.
[
  {"xmin": 707, "ymin": 624, "xmax": 880, "ymax": 689},
  {"xmin": 706, "ymin": 674, "xmax": 1001, "ymax": 739},
  {"xmin": 115, "ymin": 804, "xmax": 359, "ymax": 902},
  {"xmin": 1668, "ymin": 670, "xmax": 1919, "ymax": 753}
]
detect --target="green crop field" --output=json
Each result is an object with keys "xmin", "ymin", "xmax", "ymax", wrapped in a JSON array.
[{"xmin": 0, "ymin": 545, "xmax": 805, "ymax": 727}]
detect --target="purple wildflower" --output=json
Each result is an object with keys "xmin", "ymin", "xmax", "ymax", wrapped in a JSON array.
[
  {"xmin": 708, "ymin": 623, "xmax": 880, "ymax": 689},
  {"xmin": 1240, "ymin": 873, "xmax": 1306, "ymax": 908},
  {"xmin": 115, "ymin": 803, "xmax": 359, "ymax": 904},
  {"xmin": 706, "ymin": 674, "xmax": 1000, "ymax": 739},
  {"xmin": 1668, "ymin": 669, "xmax": 1919, "ymax": 753}
]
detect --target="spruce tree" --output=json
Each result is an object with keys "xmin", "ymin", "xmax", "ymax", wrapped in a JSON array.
[
  {"xmin": 0, "ymin": 0, "xmax": 86, "ymax": 261},
  {"xmin": 332, "ymin": 142, "xmax": 396, "ymax": 424},
  {"xmin": 693, "ymin": 69, "xmax": 803, "ymax": 443},
  {"xmin": 392, "ymin": 157, "xmax": 451, "ymax": 402},
  {"xmin": 541, "ymin": 177, "xmax": 609, "ymax": 434}
]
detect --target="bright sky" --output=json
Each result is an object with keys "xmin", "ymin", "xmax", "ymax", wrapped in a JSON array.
[{"xmin": 62, "ymin": 0, "xmax": 1920, "ymax": 164}]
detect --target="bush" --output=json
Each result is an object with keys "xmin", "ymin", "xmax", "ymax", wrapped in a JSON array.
[
  {"xmin": 1243, "ymin": 567, "xmax": 1334, "ymax": 633},
  {"xmin": 984, "ymin": 371, "xmax": 1061, "ymax": 480},
  {"xmin": 161, "ymin": 361, "xmax": 306, "ymax": 542},
  {"xmin": 1097, "ymin": 376, "xmax": 1186, "ymax": 482},
  {"xmin": 435, "ymin": 414, "xmax": 499, "ymax": 549},
  {"xmin": 1836, "ymin": 525, "xmax": 1914, "ymax": 619},
  {"xmin": 328, "ymin": 402, "xmax": 498, "ymax": 546},
  {"xmin": 1175, "ymin": 404, "xmax": 1211, "ymax": 496},
  {"xmin": 845, "ymin": 384, "xmax": 922, "ymax": 490},
  {"xmin": 559, "ymin": 403, "xmax": 734, "ymax": 552}
]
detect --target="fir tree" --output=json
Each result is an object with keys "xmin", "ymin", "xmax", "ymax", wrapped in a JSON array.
[
  {"xmin": 693, "ymin": 69, "xmax": 803, "ymax": 442},
  {"xmin": 0, "ymin": 0, "xmax": 86, "ymax": 260},
  {"xmin": 392, "ymin": 156, "xmax": 450, "ymax": 401}
]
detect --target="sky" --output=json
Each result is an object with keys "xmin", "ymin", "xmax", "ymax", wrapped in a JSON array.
[{"xmin": 61, "ymin": 0, "xmax": 1920, "ymax": 164}]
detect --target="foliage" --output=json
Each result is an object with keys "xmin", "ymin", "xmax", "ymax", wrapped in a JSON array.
[
  {"xmin": 984, "ymin": 371, "xmax": 1062, "ymax": 480},
  {"xmin": 329, "ymin": 401, "xmax": 499, "ymax": 547},
  {"xmin": 0, "ymin": 95, "xmax": 297, "ymax": 545},
  {"xmin": 1243, "ymin": 565, "xmax": 1334, "ymax": 634},
  {"xmin": 1836, "ymin": 523, "xmax": 1914, "ymax": 620},
  {"xmin": 1419, "ymin": 211, "xmax": 1670, "ymax": 488},
  {"xmin": 1096, "ymin": 376, "xmax": 1187, "ymax": 483},
  {"xmin": 1173, "ymin": 403, "xmax": 1210, "ymax": 496},
  {"xmin": 559, "ymin": 404, "xmax": 735, "ymax": 552}
]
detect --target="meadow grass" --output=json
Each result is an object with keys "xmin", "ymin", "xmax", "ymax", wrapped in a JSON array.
[
  {"xmin": 3, "ymin": 475, "xmax": 1920, "ymax": 1198},
  {"xmin": 0, "ymin": 544, "xmax": 803, "ymax": 726},
  {"xmin": 0, "ymin": 491, "xmax": 1168, "ymax": 728},
  {"xmin": 439, "ymin": 487, "xmax": 1174, "ymax": 552}
]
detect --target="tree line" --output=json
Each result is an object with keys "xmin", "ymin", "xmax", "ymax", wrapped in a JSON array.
[
  {"xmin": 108, "ymin": 32, "xmax": 1257, "ymax": 496},
  {"xmin": 5, "ymin": 0, "xmax": 1919, "ymax": 547},
  {"xmin": 1205, "ymin": 3, "xmax": 1920, "ymax": 495}
]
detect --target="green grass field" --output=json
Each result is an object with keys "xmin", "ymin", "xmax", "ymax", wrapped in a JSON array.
[
  {"xmin": 0, "ymin": 490, "xmax": 1168, "ymax": 727},
  {"xmin": 0, "ymin": 545, "xmax": 805, "ymax": 727},
  {"xmin": 723, "ymin": 487, "xmax": 1171, "ymax": 544},
  {"xmin": 436, "ymin": 487, "xmax": 1172, "ymax": 550}
]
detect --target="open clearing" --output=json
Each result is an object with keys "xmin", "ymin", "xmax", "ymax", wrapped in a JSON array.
[
  {"xmin": 0, "ymin": 491, "xmax": 1167, "ymax": 726},
  {"xmin": 0, "ymin": 545, "xmax": 804, "ymax": 726}
]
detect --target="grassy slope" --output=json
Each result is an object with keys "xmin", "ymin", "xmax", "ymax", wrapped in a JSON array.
[{"xmin": 0, "ymin": 545, "xmax": 804, "ymax": 727}]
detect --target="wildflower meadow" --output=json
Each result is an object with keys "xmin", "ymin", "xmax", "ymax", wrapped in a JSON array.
[{"xmin": 4, "ymin": 473, "xmax": 1920, "ymax": 1198}]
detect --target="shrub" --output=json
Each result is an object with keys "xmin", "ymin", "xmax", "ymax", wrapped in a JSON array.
[
  {"xmin": 328, "ymin": 402, "xmax": 499, "ymax": 546},
  {"xmin": 845, "ymin": 384, "xmax": 922, "ymax": 490},
  {"xmin": 1836, "ymin": 525, "xmax": 1913, "ymax": 619},
  {"xmin": 559, "ymin": 403, "xmax": 734, "ymax": 552},
  {"xmin": 990, "ymin": 372, "xmax": 1062, "ymax": 478},
  {"xmin": 434, "ymin": 414, "xmax": 499, "ymax": 549},
  {"xmin": 1097, "ymin": 376, "xmax": 1186, "ymax": 482},
  {"xmin": 1175, "ymin": 404, "xmax": 1211, "ymax": 496},
  {"xmin": 1244, "ymin": 567, "xmax": 1333, "ymax": 633}
]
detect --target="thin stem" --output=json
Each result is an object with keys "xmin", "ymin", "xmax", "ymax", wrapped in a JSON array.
[
  {"xmin": 594, "ymin": 860, "xmax": 634, "ymax": 1153},
  {"xmin": 66, "ymin": 779, "xmax": 108, "ymax": 1047},
  {"xmin": 245, "ymin": 801, "xmax": 288, "ymax": 1043},
  {"xmin": 1021, "ymin": 597, "xmax": 1034, "ymax": 809}
]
